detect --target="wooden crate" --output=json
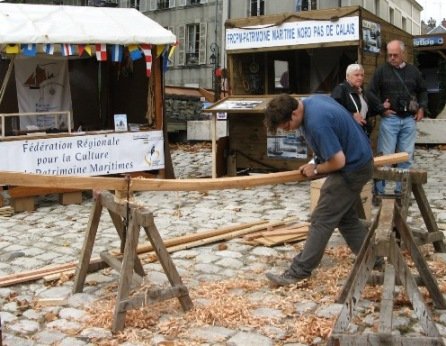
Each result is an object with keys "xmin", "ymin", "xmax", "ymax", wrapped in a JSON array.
[{"xmin": 310, "ymin": 178, "xmax": 372, "ymax": 221}]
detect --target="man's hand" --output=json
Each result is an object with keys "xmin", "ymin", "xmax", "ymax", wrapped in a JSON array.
[
  {"xmin": 353, "ymin": 112, "xmax": 367, "ymax": 126},
  {"xmin": 299, "ymin": 151, "xmax": 346, "ymax": 177},
  {"xmin": 414, "ymin": 108, "xmax": 424, "ymax": 122},
  {"xmin": 299, "ymin": 163, "xmax": 318, "ymax": 177},
  {"xmin": 383, "ymin": 98, "xmax": 395, "ymax": 116}
]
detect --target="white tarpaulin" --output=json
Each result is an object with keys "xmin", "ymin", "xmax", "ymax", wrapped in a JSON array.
[
  {"xmin": 0, "ymin": 3, "xmax": 176, "ymax": 45},
  {"xmin": 14, "ymin": 56, "xmax": 72, "ymax": 130}
]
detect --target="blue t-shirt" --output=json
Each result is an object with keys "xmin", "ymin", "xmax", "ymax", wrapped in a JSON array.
[{"xmin": 302, "ymin": 95, "xmax": 372, "ymax": 172}]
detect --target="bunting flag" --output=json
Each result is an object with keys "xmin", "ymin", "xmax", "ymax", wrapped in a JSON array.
[
  {"xmin": 110, "ymin": 44, "xmax": 123, "ymax": 62},
  {"xmin": 128, "ymin": 44, "xmax": 142, "ymax": 61},
  {"xmin": 140, "ymin": 44, "xmax": 152, "ymax": 77},
  {"xmin": 6, "ymin": 44, "xmax": 20, "ymax": 54},
  {"xmin": 156, "ymin": 44, "xmax": 166, "ymax": 58},
  {"xmin": 21, "ymin": 44, "xmax": 37, "ymax": 56},
  {"xmin": 95, "ymin": 44, "xmax": 107, "ymax": 61},
  {"xmin": 61, "ymin": 43, "xmax": 75, "ymax": 56},
  {"xmin": 162, "ymin": 45, "xmax": 177, "ymax": 72},
  {"xmin": 43, "ymin": 43, "xmax": 55, "ymax": 55},
  {"xmin": 78, "ymin": 44, "xmax": 92, "ymax": 56}
]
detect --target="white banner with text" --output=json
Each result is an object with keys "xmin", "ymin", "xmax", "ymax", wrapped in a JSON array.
[
  {"xmin": 0, "ymin": 131, "xmax": 164, "ymax": 176},
  {"xmin": 226, "ymin": 16, "xmax": 359, "ymax": 50}
]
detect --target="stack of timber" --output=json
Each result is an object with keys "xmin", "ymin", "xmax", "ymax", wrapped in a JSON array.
[
  {"xmin": 0, "ymin": 218, "xmax": 305, "ymax": 287},
  {"xmin": 243, "ymin": 222, "xmax": 309, "ymax": 246},
  {"xmin": 0, "ymin": 206, "xmax": 14, "ymax": 217}
]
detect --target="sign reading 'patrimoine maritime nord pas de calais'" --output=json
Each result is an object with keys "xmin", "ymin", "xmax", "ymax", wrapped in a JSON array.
[
  {"xmin": 225, "ymin": 16, "xmax": 360, "ymax": 51},
  {"xmin": 0, "ymin": 131, "xmax": 165, "ymax": 176}
]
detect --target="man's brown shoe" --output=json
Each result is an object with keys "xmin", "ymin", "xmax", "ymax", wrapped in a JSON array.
[{"xmin": 265, "ymin": 269, "xmax": 308, "ymax": 286}]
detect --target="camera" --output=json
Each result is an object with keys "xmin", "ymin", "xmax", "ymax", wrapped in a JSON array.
[{"xmin": 398, "ymin": 96, "xmax": 419, "ymax": 113}]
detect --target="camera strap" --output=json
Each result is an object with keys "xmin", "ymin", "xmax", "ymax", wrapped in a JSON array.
[{"xmin": 392, "ymin": 68, "xmax": 413, "ymax": 99}]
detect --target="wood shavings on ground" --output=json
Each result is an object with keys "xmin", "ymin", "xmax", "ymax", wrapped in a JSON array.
[{"xmin": 80, "ymin": 243, "xmax": 446, "ymax": 345}]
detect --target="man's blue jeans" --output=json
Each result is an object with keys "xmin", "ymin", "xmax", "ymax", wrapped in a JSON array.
[{"xmin": 374, "ymin": 115, "xmax": 416, "ymax": 195}]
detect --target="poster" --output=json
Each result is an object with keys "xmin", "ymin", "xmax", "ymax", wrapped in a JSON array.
[
  {"xmin": 267, "ymin": 127, "xmax": 307, "ymax": 159},
  {"xmin": 362, "ymin": 20, "xmax": 381, "ymax": 54},
  {"xmin": 14, "ymin": 56, "xmax": 73, "ymax": 130}
]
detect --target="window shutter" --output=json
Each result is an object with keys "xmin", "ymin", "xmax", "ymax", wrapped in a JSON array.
[
  {"xmin": 177, "ymin": 25, "xmax": 185, "ymax": 66},
  {"xmin": 139, "ymin": 0, "xmax": 150, "ymax": 12},
  {"xmin": 198, "ymin": 22, "xmax": 207, "ymax": 65},
  {"xmin": 169, "ymin": 0, "xmax": 175, "ymax": 7},
  {"xmin": 200, "ymin": 0, "xmax": 208, "ymax": 3},
  {"xmin": 149, "ymin": 0, "xmax": 157, "ymax": 10}
]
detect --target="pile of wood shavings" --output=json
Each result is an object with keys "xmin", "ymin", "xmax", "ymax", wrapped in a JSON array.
[{"xmin": 81, "ymin": 243, "xmax": 446, "ymax": 344}]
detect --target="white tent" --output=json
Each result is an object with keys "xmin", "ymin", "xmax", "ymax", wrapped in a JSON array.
[{"xmin": 0, "ymin": 3, "xmax": 176, "ymax": 45}]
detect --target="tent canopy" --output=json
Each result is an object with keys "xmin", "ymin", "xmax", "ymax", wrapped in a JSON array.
[{"xmin": 0, "ymin": 3, "xmax": 176, "ymax": 45}]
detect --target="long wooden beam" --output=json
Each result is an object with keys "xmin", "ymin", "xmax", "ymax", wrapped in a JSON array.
[{"xmin": 0, "ymin": 153, "xmax": 409, "ymax": 192}]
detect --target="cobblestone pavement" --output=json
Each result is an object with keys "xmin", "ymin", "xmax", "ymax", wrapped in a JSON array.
[{"xmin": 1, "ymin": 145, "xmax": 446, "ymax": 345}]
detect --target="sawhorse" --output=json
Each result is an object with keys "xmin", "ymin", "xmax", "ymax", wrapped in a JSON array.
[
  {"xmin": 72, "ymin": 190, "xmax": 193, "ymax": 332},
  {"xmin": 373, "ymin": 167, "xmax": 446, "ymax": 252},
  {"xmin": 328, "ymin": 196, "xmax": 446, "ymax": 345}
]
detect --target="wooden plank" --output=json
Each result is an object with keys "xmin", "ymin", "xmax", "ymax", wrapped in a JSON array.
[
  {"xmin": 329, "ymin": 334, "xmax": 444, "ymax": 345},
  {"xmin": 373, "ymin": 167, "xmax": 427, "ymax": 185},
  {"xmin": 0, "ymin": 257, "xmax": 106, "ymax": 287},
  {"xmin": 8, "ymin": 186, "xmax": 83, "ymax": 199},
  {"xmin": 72, "ymin": 197, "xmax": 103, "ymax": 293},
  {"xmin": 254, "ymin": 233, "xmax": 306, "ymax": 246},
  {"xmin": 336, "ymin": 207, "xmax": 381, "ymax": 304},
  {"xmin": 379, "ymin": 263, "xmax": 395, "ymax": 333},
  {"xmin": 412, "ymin": 183, "xmax": 446, "ymax": 252},
  {"xmin": 112, "ymin": 210, "xmax": 140, "ymax": 332},
  {"xmin": 141, "ymin": 212, "xmax": 193, "ymax": 312},
  {"xmin": 0, "ymin": 153, "xmax": 409, "ymax": 192},
  {"xmin": 119, "ymin": 286, "xmax": 189, "ymax": 312},
  {"xmin": 393, "ymin": 208, "xmax": 446, "ymax": 309},
  {"xmin": 375, "ymin": 199, "xmax": 395, "ymax": 257},
  {"xmin": 389, "ymin": 237, "xmax": 441, "ymax": 337},
  {"xmin": 332, "ymin": 241, "xmax": 377, "ymax": 333},
  {"xmin": 244, "ymin": 223, "xmax": 309, "ymax": 240},
  {"xmin": 130, "ymin": 219, "xmax": 271, "ymax": 255},
  {"xmin": 100, "ymin": 251, "xmax": 142, "ymax": 287}
]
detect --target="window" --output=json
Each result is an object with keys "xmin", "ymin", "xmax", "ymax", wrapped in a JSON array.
[
  {"xmin": 250, "ymin": 0, "xmax": 264, "ymax": 16},
  {"xmin": 149, "ymin": 0, "xmax": 175, "ymax": 10},
  {"xmin": 119, "ymin": 0, "xmax": 138, "ymax": 8},
  {"xmin": 158, "ymin": 0, "xmax": 169, "ymax": 9},
  {"xmin": 177, "ymin": 23, "xmax": 207, "ymax": 66},
  {"xmin": 374, "ymin": 0, "xmax": 380, "ymax": 17},
  {"xmin": 389, "ymin": 7, "xmax": 394, "ymax": 24},
  {"xmin": 296, "ymin": 0, "xmax": 317, "ymax": 12},
  {"xmin": 186, "ymin": 24, "xmax": 200, "ymax": 65},
  {"xmin": 402, "ymin": 16, "xmax": 407, "ymax": 31}
]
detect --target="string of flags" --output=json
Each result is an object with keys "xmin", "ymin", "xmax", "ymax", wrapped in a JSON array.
[{"xmin": 2, "ymin": 42, "xmax": 176, "ymax": 77}]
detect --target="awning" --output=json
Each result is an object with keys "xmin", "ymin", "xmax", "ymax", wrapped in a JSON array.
[{"xmin": 0, "ymin": 3, "xmax": 176, "ymax": 45}]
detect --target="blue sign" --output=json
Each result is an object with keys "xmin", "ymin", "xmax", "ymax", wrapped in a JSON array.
[{"xmin": 414, "ymin": 36, "xmax": 444, "ymax": 47}]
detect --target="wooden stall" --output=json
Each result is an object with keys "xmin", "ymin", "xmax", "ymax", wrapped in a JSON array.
[
  {"xmin": 0, "ymin": 3, "xmax": 176, "ymax": 209},
  {"xmin": 207, "ymin": 6, "xmax": 414, "ymax": 176}
]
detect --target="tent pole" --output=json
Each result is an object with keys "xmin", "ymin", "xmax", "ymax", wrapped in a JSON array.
[{"xmin": 0, "ymin": 56, "xmax": 14, "ymax": 107}]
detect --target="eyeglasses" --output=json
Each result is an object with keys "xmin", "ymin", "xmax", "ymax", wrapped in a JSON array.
[{"xmin": 387, "ymin": 53, "xmax": 400, "ymax": 58}]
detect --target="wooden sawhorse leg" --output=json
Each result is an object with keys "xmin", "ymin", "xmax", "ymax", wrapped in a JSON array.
[
  {"xmin": 72, "ymin": 192, "xmax": 146, "ymax": 293},
  {"xmin": 329, "ymin": 199, "xmax": 445, "ymax": 345}
]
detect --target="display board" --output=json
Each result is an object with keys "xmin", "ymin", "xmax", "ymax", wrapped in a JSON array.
[{"xmin": 0, "ymin": 131, "xmax": 164, "ymax": 176}]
